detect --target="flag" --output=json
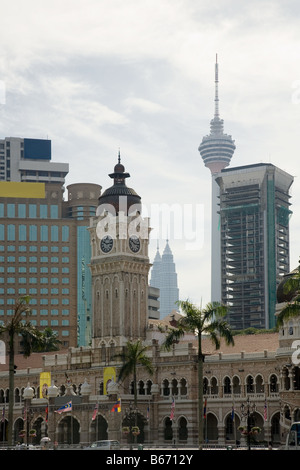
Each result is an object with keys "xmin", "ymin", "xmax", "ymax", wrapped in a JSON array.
[
  {"xmin": 92, "ymin": 403, "xmax": 98, "ymax": 421},
  {"xmin": 1, "ymin": 407, "xmax": 4, "ymax": 423},
  {"xmin": 111, "ymin": 398, "xmax": 121, "ymax": 413},
  {"xmin": 203, "ymin": 398, "xmax": 207, "ymax": 419},
  {"xmin": 264, "ymin": 400, "xmax": 267, "ymax": 421},
  {"xmin": 147, "ymin": 404, "xmax": 150, "ymax": 421},
  {"xmin": 55, "ymin": 401, "xmax": 72, "ymax": 414},
  {"xmin": 45, "ymin": 406, "xmax": 48, "ymax": 423},
  {"xmin": 231, "ymin": 405, "xmax": 235, "ymax": 421},
  {"xmin": 170, "ymin": 397, "xmax": 175, "ymax": 421}
]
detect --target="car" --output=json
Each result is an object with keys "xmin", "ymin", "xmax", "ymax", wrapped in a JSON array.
[{"xmin": 84, "ymin": 440, "xmax": 120, "ymax": 450}]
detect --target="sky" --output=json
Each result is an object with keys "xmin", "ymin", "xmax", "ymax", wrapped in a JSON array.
[{"xmin": 0, "ymin": 0, "xmax": 300, "ymax": 309}]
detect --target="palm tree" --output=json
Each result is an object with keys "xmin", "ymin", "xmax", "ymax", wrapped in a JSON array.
[
  {"xmin": 117, "ymin": 339, "xmax": 154, "ymax": 410},
  {"xmin": 0, "ymin": 296, "xmax": 43, "ymax": 447},
  {"xmin": 277, "ymin": 262, "xmax": 300, "ymax": 327},
  {"xmin": 32, "ymin": 327, "xmax": 61, "ymax": 352},
  {"xmin": 163, "ymin": 299, "xmax": 234, "ymax": 449}
]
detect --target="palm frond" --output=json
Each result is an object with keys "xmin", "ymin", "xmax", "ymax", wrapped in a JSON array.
[{"xmin": 277, "ymin": 302, "xmax": 300, "ymax": 327}]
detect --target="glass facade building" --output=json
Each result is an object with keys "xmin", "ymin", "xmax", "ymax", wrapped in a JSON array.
[{"xmin": 216, "ymin": 164, "xmax": 293, "ymax": 330}]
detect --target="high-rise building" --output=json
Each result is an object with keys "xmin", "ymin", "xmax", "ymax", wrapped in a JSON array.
[
  {"xmin": 0, "ymin": 178, "xmax": 101, "ymax": 351},
  {"xmin": 0, "ymin": 137, "xmax": 68, "ymax": 184},
  {"xmin": 198, "ymin": 56, "xmax": 236, "ymax": 303},
  {"xmin": 216, "ymin": 163, "xmax": 293, "ymax": 330},
  {"xmin": 150, "ymin": 240, "xmax": 179, "ymax": 319}
]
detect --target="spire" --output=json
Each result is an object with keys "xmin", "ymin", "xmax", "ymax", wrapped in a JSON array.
[{"xmin": 214, "ymin": 53, "xmax": 219, "ymax": 119}]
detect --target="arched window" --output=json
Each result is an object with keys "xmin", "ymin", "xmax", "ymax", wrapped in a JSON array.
[
  {"xmin": 162, "ymin": 379, "xmax": 170, "ymax": 396},
  {"xmin": 246, "ymin": 375, "xmax": 254, "ymax": 393},
  {"xmin": 146, "ymin": 380, "xmax": 152, "ymax": 395},
  {"xmin": 211, "ymin": 377, "xmax": 218, "ymax": 395},
  {"xmin": 255, "ymin": 375, "xmax": 264, "ymax": 393},
  {"xmin": 232, "ymin": 376, "xmax": 241, "ymax": 395},
  {"xmin": 138, "ymin": 380, "xmax": 145, "ymax": 395},
  {"xmin": 224, "ymin": 376, "xmax": 231, "ymax": 394},
  {"xmin": 171, "ymin": 379, "xmax": 178, "ymax": 396},
  {"xmin": 180, "ymin": 378, "xmax": 187, "ymax": 396},
  {"xmin": 270, "ymin": 374, "xmax": 278, "ymax": 393}
]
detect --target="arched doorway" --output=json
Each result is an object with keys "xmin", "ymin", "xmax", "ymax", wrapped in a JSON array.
[
  {"xmin": 57, "ymin": 416, "xmax": 80, "ymax": 444},
  {"xmin": 271, "ymin": 412, "xmax": 280, "ymax": 445},
  {"xmin": 122, "ymin": 411, "xmax": 146, "ymax": 444},
  {"xmin": 205, "ymin": 413, "xmax": 218, "ymax": 442},
  {"xmin": 90, "ymin": 415, "xmax": 108, "ymax": 442},
  {"xmin": 0, "ymin": 419, "xmax": 8, "ymax": 443},
  {"xmin": 177, "ymin": 417, "xmax": 188, "ymax": 442},
  {"xmin": 163, "ymin": 417, "xmax": 173, "ymax": 442}
]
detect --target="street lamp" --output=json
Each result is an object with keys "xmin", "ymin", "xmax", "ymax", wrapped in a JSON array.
[{"xmin": 240, "ymin": 397, "xmax": 256, "ymax": 450}]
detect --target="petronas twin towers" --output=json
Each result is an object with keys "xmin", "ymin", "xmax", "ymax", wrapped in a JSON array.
[{"xmin": 150, "ymin": 240, "xmax": 179, "ymax": 319}]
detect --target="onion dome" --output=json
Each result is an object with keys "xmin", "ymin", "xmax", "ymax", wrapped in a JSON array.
[{"xmin": 98, "ymin": 151, "xmax": 141, "ymax": 215}]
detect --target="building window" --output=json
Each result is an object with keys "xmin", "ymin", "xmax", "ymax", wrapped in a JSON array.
[
  {"xmin": 7, "ymin": 224, "xmax": 15, "ymax": 241},
  {"xmin": 18, "ymin": 204, "xmax": 26, "ymax": 218},
  {"xmin": 29, "ymin": 204, "xmax": 37, "ymax": 218},
  {"xmin": 40, "ymin": 225, "xmax": 48, "ymax": 242},
  {"xmin": 51, "ymin": 226, "xmax": 59, "ymax": 242},
  {"xmin": 62, "ymin": 226, "xmax": 69, "ymax": 242},
  {"xmin": 18, "ymin": 225, "xmax": 26, "ymax": 241},
  {"xmin": 29, "ymin": 225, "xmax": 37, "ymax": 241},
  {"xmin": 50, "ymin": 205, "xmax": 58, "ymax": 219},
  {"xmin": 40, "ymin": 205, "xmax": 47, "ymax": 218},
  {"xmin": 7, "ymin": 204, "xmax": 15, "ymax": 217}
]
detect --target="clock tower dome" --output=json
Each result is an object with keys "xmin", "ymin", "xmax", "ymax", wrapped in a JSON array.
[{"xmin": 89, "ymin": 153, "xmax": 151, "ymax": 348}]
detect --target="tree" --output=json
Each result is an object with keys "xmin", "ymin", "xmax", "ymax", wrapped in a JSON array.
[
  {"xmin": 163, "ymin": 299, "xmax": 234, "ymax": 449},
  {"xmin": 277, "ymin": 261, "xmax": 300, "ymax": 327},
  {"xmin": 0, "ymin": 296, "xmax": 43, "ymax": 446},
  {"xmin": 32, "ymin": 327, "xmax": 61, "ymax": 352},
  {"xmin": 116, "ymin": 339, "xmax": 154, "ymax": 410}
]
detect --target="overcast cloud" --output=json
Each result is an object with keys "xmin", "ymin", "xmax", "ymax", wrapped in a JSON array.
[{"xmin": 0, "ymin": 0, "xmax": 300, "ymax": 308}]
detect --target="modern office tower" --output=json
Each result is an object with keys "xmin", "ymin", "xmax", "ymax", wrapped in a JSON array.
[
  {"xmin": 150, "ymin": 240, "xmax": 179, "ymax": 319},
  {"xmin": 0, "ymin": 180, "xmax": 101, "ymax": 352},
  {"xmin": 216, "ymin": 163, "xmax": 293, "ymax": 330},
  {"xmin": 0, "ymin": 137, "xmax": 68, "ymax": 184},
  {"xmin": 198, "ymin": 56, "xmax": 236, "ymax": 303}
]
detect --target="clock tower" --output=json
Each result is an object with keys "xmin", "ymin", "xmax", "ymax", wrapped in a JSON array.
[{"xmin": 89, "ymin": 154, "xmax": 151, "ymax": 348}]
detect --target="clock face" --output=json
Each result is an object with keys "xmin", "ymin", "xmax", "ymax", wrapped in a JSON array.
[
  {"xmin": 100, "ymin": 235, "xmax": 113, "ymax": 253},
  {"xmin": 129, "ymin": 235, "xmax": 140, "ymax": 253}
]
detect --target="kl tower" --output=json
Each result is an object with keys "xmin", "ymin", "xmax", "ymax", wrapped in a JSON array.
[{"xmin": 198, "ymin": 55, "xmax": 236, "ymax": 303}]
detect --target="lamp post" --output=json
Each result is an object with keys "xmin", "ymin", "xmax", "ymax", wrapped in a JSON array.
[{"xmin": 240, "ymin": 397, "xmax": 256, "ymax": 451}]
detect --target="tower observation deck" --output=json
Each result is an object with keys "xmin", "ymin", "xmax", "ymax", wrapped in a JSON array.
[{"xmin": 198, "ymin": 55, "xmax": 235, "ymax": 174}]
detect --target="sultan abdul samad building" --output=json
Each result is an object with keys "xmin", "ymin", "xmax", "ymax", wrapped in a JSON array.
[{"xmin": 0, "ymin": 157, "xmax": 300, "ymax": 448}]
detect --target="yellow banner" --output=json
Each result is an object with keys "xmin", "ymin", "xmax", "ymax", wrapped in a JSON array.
[
  {"xmin": 103, "ymin": 367, "xmax": 116, "ymax": 395},
  {"xmin": 0, "ymin": 181, "xmax": 45, "ymax": 198},
  {"xmin": 40, "ymin": 372, "xmax": 51, "ymax": 398}
]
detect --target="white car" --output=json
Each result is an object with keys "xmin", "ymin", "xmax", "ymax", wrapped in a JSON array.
[{"xmin": 85, "ymin": 440, "xmax": 120, "ymax": 450}]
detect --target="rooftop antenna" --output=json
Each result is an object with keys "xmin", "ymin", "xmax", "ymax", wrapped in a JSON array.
[{"xmin": 214, "ymin": 53, "xmax": 219, "ymax": 119}]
